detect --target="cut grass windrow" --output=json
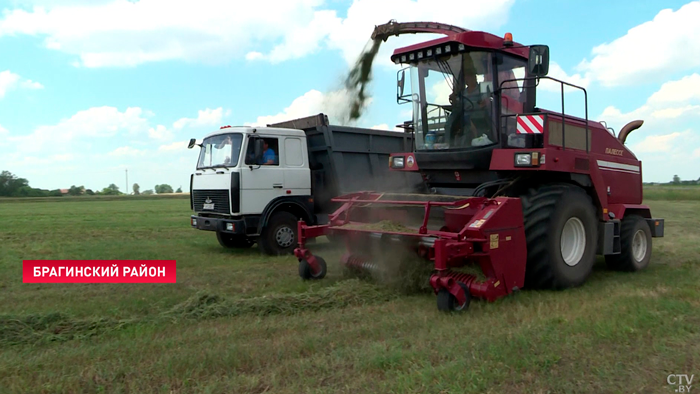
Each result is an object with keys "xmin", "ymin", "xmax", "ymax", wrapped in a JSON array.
[{"xmin": 0, "ymin": 279, "xmax": 398, "ymax": 347}]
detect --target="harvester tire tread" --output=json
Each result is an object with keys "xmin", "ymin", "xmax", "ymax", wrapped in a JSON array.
[
  {"xmin": 259, "ymin": 211, "xmax": 299, "ymax": 256},
  {"xmin": 216, "ymin": 232, "xmax": 255, "ymax": 249},
  {"xmin": 520, "ymin": 183, "xmax": 597, "ymax": 290},
  {"xmin": 605, "ymin": 215, "xmax": 652, "ymax": 272}
]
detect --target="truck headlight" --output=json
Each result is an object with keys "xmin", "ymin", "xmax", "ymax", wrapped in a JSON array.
[
  {"xmin": 226, "ymin": 223, "xmax": 234, "ymax": 231},
  {"xmin": 515, "ymin": 153, "xmax": 531, "ymax": 166},
  {"xmin": 391, "ymin": 156, "xmax": 405, "ymax": 168}
]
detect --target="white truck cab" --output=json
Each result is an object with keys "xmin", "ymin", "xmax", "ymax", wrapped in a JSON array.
[{"xmin": 189, "ymin": 125, "xmax": 314, "ymax": 255}]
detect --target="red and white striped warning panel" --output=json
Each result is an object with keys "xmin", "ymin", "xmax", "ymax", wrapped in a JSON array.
[{"xmin": 516, "ymin": 114, "xmax": 545, "ymax": 134}]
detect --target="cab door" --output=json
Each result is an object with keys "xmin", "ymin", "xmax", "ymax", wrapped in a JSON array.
[{"xmin": 239, "ymin": 135, "xmax": 285, "ymax": 214}]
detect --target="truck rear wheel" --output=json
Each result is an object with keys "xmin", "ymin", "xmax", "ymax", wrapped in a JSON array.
[
  {"xmin": 521, "ymin": 184, "xmax": 598, "ymax": 290},
  {"xmin": 216, "ymin": 232, "xmax": 255, "ymax": 248},
  {"xmin": 259, "ymin": 211, "xmax": 298, "ymax": 256},
  {"xmin": 605, "ymin": 215, "xmax": 652, "ymax": 272}
]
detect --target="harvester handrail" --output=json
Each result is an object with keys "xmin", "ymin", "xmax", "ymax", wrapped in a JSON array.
[{"xmin": 499, "ymin": 76, "xmax": 589, "ymax": 152}]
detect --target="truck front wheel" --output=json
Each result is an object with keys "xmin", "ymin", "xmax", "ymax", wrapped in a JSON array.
[{"xmin": 259, "ymin": 211, "xmax": 298, "ymax": 256}]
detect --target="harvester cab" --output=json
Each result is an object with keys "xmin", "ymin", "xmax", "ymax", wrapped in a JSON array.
[{"xmin": 292, "ymin": 21, "xmax": 665, "ymax": 313}]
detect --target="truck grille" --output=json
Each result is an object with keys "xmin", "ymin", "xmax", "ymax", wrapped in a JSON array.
[{"xmin": 193, "ymin": 190, "xmax": 230, "ymax": 214}]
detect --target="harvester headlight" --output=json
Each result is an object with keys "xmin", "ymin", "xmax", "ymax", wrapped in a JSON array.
[
  {"xmin": 191, "ymin": 218, "xmax": 197, "ymax": 226},
  {"xmin": 226, "ymin": 222, "xmax": 234, "ymax": 231},
  {"xmin": 391, "ymin": 156, "xmax": 405, "ymax": 168},
  {"xmin": 515, "ymin": 153, "xmax": 532, "ymax": 166}
]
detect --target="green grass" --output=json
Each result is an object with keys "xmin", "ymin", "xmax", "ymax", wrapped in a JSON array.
[
  {"xmin": 643, "ymin": 185, "xmax": 700, "ymax": 201},
  {"xmin": 0, "ymin": 197, "xmax": 698, "ymax": 393}
]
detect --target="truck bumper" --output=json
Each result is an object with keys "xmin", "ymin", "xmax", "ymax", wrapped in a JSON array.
[{"xmin": 190, "ymin": 215, "xmax": 247, "ymax": 235}]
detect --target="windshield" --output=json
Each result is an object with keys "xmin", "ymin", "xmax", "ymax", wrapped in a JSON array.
[
  {"xmin": 410, "ymin": 51, "xmax": 497, "ymax": 151},
  {"xmin": 197, "ymin": 133, "xmax": 243, "ymax": 169}
]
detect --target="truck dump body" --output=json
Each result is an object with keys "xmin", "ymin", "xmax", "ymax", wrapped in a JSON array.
[{"xmin": 270, "ymin": 114, "xmax": 425, "ymax": 213}]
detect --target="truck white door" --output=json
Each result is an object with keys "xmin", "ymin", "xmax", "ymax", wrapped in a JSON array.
[
  {"xmin": 283, "ymin": 137, "xmax": 311, "ymax": 194},
  {"xmin": 240, "ymin": 136, "xmax": 286, "ymax": 214}
]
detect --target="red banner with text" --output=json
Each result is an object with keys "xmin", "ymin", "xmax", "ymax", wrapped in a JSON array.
[{"xmin": 23, "ymin": 260, "xmax": 177, "ymax": 283}]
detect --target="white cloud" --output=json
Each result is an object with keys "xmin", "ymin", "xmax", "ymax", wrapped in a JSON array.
[
  {"xmin": 630, "ymin": 131, "xmax": 688, "ymax": 154},
  {"xmin": 158, "ymin": 140, "xmax": 189, "ymax": 152},
  {"xmin": 694, "ymin": 148, "xmax": 700, "ymax": 158},
  {"xmin": 0, "ymin": 0, "xmax": 336, "ymax": 67},
  {"xmin": 148, "ymin": 124, "xmax": 172, "ymax": 141},
  {"xmin": 648, "ymin": 73, "xmax": 700, "ymax": 105},
  {"xmin": 0, "ymin": 0, "xmax": 515, "ymax": 68},
  {"xmin": 0, "ymin": 124, "xmax": 8, "ymax": 136},
  {"xmin": 7, "ymin": 106, "xmax": 150, "ymax": 154},
  {"xmin": 576, "ymin": 1, "xmax": 700, "ymax": 87},
  {"xmin": 173, "ymin": 107, "xmax": 230, "ymax": 130},
  {"xmin": 0, "ymin": 70, "xmax": 44, "ymax": 98},
  {"xmin": 539, "ymin": 62, "xmax": 591, "ymax": 93},
  {"xmin": 248, "ymin": 88, "xmax": 369, "ymax": 126}
]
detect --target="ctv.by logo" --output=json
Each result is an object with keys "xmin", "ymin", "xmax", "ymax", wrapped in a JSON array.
[{"xmin": 667, "ymin": 374, "xmax": 694, "ymax": 393}]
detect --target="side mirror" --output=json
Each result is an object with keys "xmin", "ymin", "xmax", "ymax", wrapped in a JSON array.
[
  {"xmin": 528, "ymin": 45, "xmax": 550, "ymax": 77},
  {"xmin": 187, "ymin": 138, "xmax": 197, "ymax": 149},
  {"xmin": 397, "ymin": 67, "xmax": 411, "ymax": 104}
]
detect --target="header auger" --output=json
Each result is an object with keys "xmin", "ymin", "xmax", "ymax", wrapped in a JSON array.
[{"xmin": 293, "ymin": 21, "xmax": 664, "ymax": 312}]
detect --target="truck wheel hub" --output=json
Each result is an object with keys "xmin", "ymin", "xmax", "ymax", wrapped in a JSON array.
[
  {"xmin": 561, "ymin": 217, "xmax": 586, "ymax": 267},
  {"xmin": 632, "ymin": 229, "xmax": 647, "ymax": 262},
  {"xmin": 276, "ymin": 227, "xmax": 295, "ymax": 248}
]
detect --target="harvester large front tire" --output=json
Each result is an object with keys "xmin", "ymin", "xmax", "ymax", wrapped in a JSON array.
[
  {"xmin": 605, "ymin": 215, "xmax": 652, "ymax": 272},
  {"xmin": 259, "ymin": 211, "xmax": 298, "ymax": 256},
  {"xmin": 521, "ymin": 184, "xmax": 598, "ymax": 290}
]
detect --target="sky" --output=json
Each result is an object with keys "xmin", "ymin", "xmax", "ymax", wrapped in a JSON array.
[{"xmin": 1, "ymin": 0, "xmax": 699, "ymax": 193}]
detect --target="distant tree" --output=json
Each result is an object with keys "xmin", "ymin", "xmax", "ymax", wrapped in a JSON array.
[
  {"xmin": 142, "ymin": 189, "xmax": 154, "ymax": 195},
  {"xmin": 68, "ymin": 185, "xmax": 84, "ymax": 196},
  {"xmin": 13, "ymin": 186, "xmax": 49, "ymax": 197},
  {"xmin": 48, "ymin": 189, "xmax": 63, "ymax": 197},
  {"xmin": 133, "ymin": 183, "xmax": 140, "ymax": 195},
  {"xmin": 85, "ymin": 189, "xmax": 95, "ymax": 195},
  {"xmin": 176, "ymin": 186, "xmax": 182, "ymax": 193},
  {"xmin": 101, "ymin": 183, "xmax": 121, "ymax": 195},
  {"xmin": 154, "ymin": 184, "xmax": 173, "ymax": 194},
  {"xmin": 0, "ymin": 171, "xmax": 29, "ymax": 197},
  {"xmin": 672, "ymin": 175, "xmax": 681, "ymax": 184}
]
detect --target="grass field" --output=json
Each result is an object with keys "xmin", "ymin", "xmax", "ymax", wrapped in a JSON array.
[{"xmin": 0, "ymin": 193, "xmax": 698, "ymax": 393}]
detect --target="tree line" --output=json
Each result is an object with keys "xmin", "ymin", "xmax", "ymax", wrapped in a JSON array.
[
  {"xmin": 0, "ymin": 170, "xmax": 183, "ymax": 197},
  {"xmin": 643, "ymin": 174, "xmax": 700, "ymax": 186}
]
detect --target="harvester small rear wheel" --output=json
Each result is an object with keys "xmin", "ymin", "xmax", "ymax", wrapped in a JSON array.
[
  {"xmin": 299, "ymin": 256, "xmax": 327, "ymax": 280},
  {"xmin": 521, "ymin": 184, "xmax": 597, "ymax": 290},
  {"xmin": 605, "ymin": 215, "xmax": 652, "ymax": 272},
  {"xmin": 436, "ymin": 283, "xmax": 470, "ymax": 312}
]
